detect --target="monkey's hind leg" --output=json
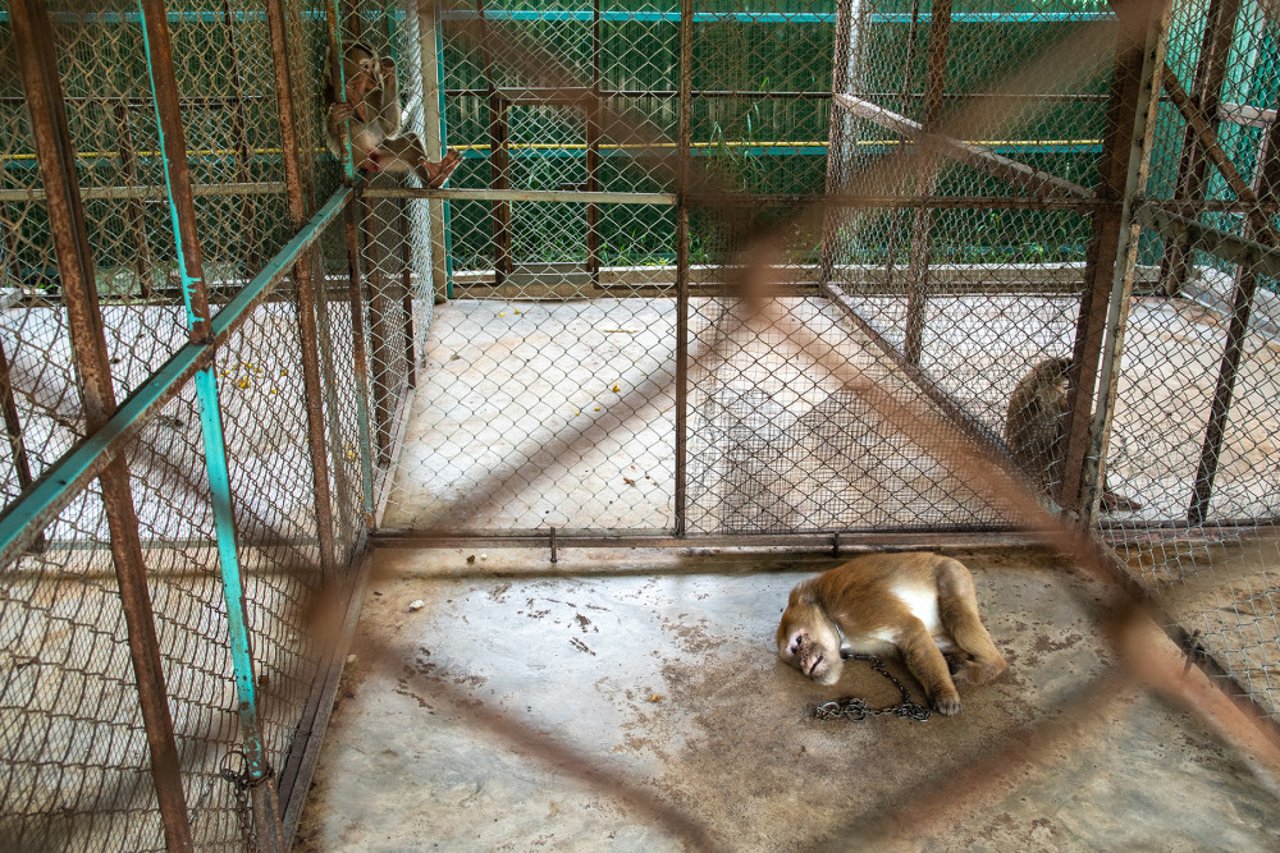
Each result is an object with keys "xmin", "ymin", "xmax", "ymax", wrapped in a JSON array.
[
  {"xmin": 935, "ymin": 558, "xmax": 1008, "ymax": 688},
  {"xmin": 897, "ymin": 618, "xmax": 962, "ymax": 716}
]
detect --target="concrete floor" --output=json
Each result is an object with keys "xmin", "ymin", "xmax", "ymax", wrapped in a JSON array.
[{"xmin": 296, "ymin": 547, "xmax": 1280, "ymax": 851}]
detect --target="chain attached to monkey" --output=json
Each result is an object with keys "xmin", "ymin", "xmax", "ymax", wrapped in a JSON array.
[{"xmin": 812, "ymin": 653, "xmax": 932, "ymax": 723}]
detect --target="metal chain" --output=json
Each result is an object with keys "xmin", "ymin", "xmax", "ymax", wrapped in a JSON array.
[
  {"xmin": 812, "ymin": 653, "xmax": 932, "ymax": 723},
  {"xmin": 219, "ymin": 750, "xmax": 260, "ymax": 850}
]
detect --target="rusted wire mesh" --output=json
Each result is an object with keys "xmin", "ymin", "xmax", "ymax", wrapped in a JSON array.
[{"xmin": 1, "ymin": 0, "xmax": 367, "ymax": 847}]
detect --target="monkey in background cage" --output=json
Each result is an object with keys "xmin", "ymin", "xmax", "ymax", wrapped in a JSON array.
[
  {"xmin": 325, "ymin": 42, "xmax": 461, "ymax": 187},
  {"xmin": 1005, "ymin": 356, "xmax": 1141, "ymax": 513}
]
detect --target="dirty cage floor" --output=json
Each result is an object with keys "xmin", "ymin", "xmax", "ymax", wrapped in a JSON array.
[{"xmin": 296, "ymin": 548, "xmax": 1280, "ymax": 850}]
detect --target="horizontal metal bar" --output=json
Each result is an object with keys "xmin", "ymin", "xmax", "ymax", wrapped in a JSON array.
[
  {"xmin": 445, "ymin": 88, "xmax": 1117, "ymax": 103},
  {"xmin": 706, "ymin": 193, "xmax": 1104, "ymax": 209},
  {"xmin": 0, "ymin": 9, "xmax": 1114, "ymax": 25},
  {"xmin": 443, "ymin": 140, "xmax": 1100, "ymax": 157},
  {"xmin": 1156, "ymin": 199, "xmax": 1280, "ymax": 215},
  {"xmin": 364, "ymin": 188, "xmax": 1099, "ymax": 209},
  {"xmin": 372, "ymin": 529, "xmax": 1033, "ymax": 551},
  {"xmin": 362, "ymin": 187, "xmax": 677, "ymax": 205},
  {"xmin": 441, "ymin": 9, "xmax": 1112, "ymax": 24},
  {"xmin": 1136, "ymin": 200, "xmax": 1280, "ymax": 279},
  {"xmin": 833, "ymin": 93, "xmax": 1095, "ymax": 198},
  {"xmin": 0, "ymin": 181, "xmax": 285, "ymax": 202},
  {"xmin": 0, "ymin": 186, "xmax": 350, "ymax": 565}
]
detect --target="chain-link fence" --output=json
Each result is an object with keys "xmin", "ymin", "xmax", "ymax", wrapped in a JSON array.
[
  {"xmin": 1, "ymin": 0, "xmax": 368, "ymax": 847},
  {"xmin": 3, "ymin": 0, "xmax": 1280, "ymax": 848}
]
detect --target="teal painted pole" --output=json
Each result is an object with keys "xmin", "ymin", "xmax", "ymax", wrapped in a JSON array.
[{"xmin": 136, "ymin": 0, "xmax": 276, "ymax": 813}]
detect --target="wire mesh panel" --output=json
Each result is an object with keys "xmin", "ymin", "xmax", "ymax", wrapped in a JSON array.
[
  {"xmin": 1, "ymin": 0, "xmax": 369, "ymax": 846},
  {"xmin": 1096, "ymin": 0, "xmax": 1280, "ymax": 721},
  {"xmin": 372, "ymin": 0, "xmax": 682, "ymax": 533}
]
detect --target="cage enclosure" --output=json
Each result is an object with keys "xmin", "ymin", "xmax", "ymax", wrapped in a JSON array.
[{"xmin": 0, "ymin": 0, "xmax": 1278, "ymax": 848}]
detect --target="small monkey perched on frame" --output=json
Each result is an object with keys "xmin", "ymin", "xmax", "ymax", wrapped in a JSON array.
[
  {"xmin": 1005, "ymin": 357, "xmax": 1141, "ymax": 513},
  {"xmin": 325, "ymin": 42, "xmax": 461, "ymax": 186},
  {"xmin": 776, "ymin": 552, "xmax": 1007, "ymax": 716}
]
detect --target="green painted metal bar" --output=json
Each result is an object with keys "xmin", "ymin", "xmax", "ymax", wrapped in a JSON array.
[
  {"xmin": 0, "ymin": 187, "xmax": 350, "ymax": 569},
  {"xmin": 136, "ymin": 10, "xmax": 285, "ymax": 841},
  {"xmin": 0, "ymin": 9, "xmax": 1116, "ymax": 25}
]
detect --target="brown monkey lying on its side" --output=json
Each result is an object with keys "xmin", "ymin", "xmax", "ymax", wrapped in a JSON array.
[{"xmin": 776, "ymin": 552, "xmax": 1007, "ymax": 716}]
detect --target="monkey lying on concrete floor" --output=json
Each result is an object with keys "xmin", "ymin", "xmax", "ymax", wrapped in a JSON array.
[
  {"xmin": 1005, "ymin": 356, "xmax": 1141, "ymax": 513},
  {"xmin": 776, "ymin": 553, "xmax": 1007, "ymax": 716}
]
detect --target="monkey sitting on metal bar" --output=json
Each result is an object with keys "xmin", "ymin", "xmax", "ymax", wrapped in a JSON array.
[
  {"xmin": 1005, "ymin": 356, "xmax": 1142, "ymax": 513},
  {"xmin": 777, "ymin": 552, "xmax": 1008, "ymax": 716},
  {"xmin": 325, "ymin": 42, "xmax": 461, "ymax": 187}
]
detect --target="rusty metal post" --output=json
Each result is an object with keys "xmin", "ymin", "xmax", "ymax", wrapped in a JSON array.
[
  {"xmin": 1188, "ymin": 112, "xmax": 1280, "ymax": 524},
  {"xmin": 1063, "ymin": 0, "xmax": 1172, "ymax": 523},
  {"xmin": 265, "ymin": 0, "xmax": 339, "ymax": 576},
  {"xmin": 396, "ymin": 197, "xmax": 417, "ymax": 389},
  {"xmin": 1156, "ymin": 0, "xmax": 1241, "ymax": 297},
  {"xmin": 903, "ymin": 0, "xmax": 952, "ymax": 365},
  {"xmin": 0, "ymin": 340, "xmax": 37, "ymax": 521},
  {"xmin": 476, "ymin": 0, "xmax": 512, "ymax": 283},
  {"xmin": 11, "ymin": 1, "xmax": 193, "ymax": 848},
  {"xmin": 326, "ymin": 1, "xmax": 377, "ymax": 523},
  {"xmin": 673, "ymin": 0, "xmax": 692, "ymax": 535},
  {"xmin": 110, "ymin": 100, "xmax": 155, "ymax": 297},
  {"xmin": 219, "ymin": 0, "xmax": 264, "ymax": 277},
  {"xmin": 817, "ymin": 0, "xmax": 860, "ymax": 290}
]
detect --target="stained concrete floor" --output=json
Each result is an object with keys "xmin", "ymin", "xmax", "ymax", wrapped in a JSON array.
[{"xmin": 296, "ymin": 548, "xmax": 1280, "ymax": 851}]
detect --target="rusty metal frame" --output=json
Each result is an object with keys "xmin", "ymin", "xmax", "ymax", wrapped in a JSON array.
[
  {"xmin": 475, "ymin": 0, "xmax": 512, "ymax": 284},
  {"xmin": 11, "ymin": 1, "xmax": 193, "ymax": 847},
  {"xmin": 903, "ymin": 0, "xmax": 952, "ymax": 366},
  {"xmin": 673, "ymin": 0, "xmax": 692, "ymax": 535},
  {"xmin": 1061, "ymin": 0, "xmax": 1171, "ymax": 522},
  {"xmin": 1155, "ymin": 0, "xmax": 1241, "ymax": 297},
  {"xmin": 266, "ymin": 0, "xmax": 339, "ymax": 578},
  {"xmin": 1187, "ymin": 113, "xmax": 1280, "ymax": 524}
]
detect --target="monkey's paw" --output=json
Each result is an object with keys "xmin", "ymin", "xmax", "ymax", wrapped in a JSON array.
[
  {"xmin": 329, "ymin": 102, "xmax": 354, "ymax": 121},
  {"xmin": 932, "ymin": 693, "xmax": 962, "ymax": 716},
  {"xmin": 380, "ymin": 57, "xmax": 396, "ymax": 72}
]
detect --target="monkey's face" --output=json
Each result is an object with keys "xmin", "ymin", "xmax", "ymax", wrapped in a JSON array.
[
  {"xmin": 776, "ymin": 607, "xmax": 843, "ymax": 686},
  {"xmin": 342, "ymin": 45, "xmax": 382, "ymax": 120}
]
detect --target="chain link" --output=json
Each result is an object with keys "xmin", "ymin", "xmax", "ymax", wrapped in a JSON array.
[
  {"xmin": 219, "ymin": 750, "xmax": 260, "ymax": 850},
  {"xmin": 812, "ymin": 653, "xmax": 932, "ymax": 723}
]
